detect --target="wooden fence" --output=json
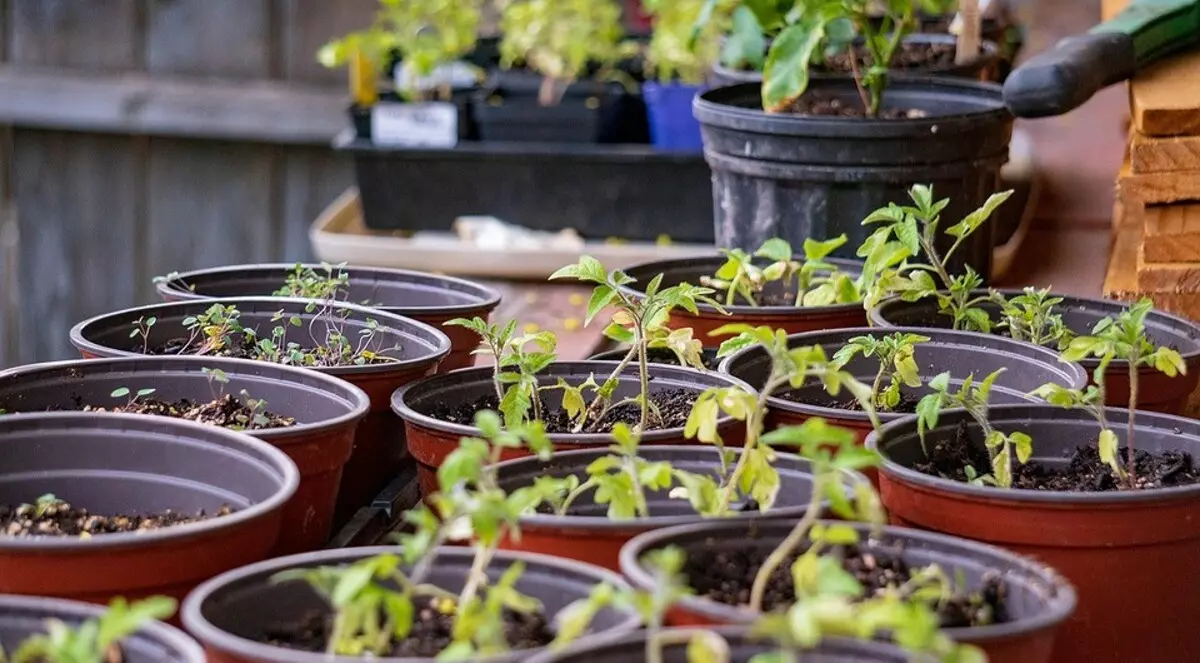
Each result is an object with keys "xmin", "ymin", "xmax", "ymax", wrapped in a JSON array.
[{"xmin": 0, "ymin": 0, "xmax": 390, "ymax": 366}]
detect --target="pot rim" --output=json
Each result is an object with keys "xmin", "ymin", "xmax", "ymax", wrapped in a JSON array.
[
  {"xmin": 0, "ymin": 593, "xmax": 206, "ymax": 661},
  {"xmin": 180, "ymin": 545, "xmax": 641, "ymax": 663},
  {"xmin": 68, "ymin": 296, "xmax": 452, "ymax": 377},
  {"xmin": 0, "ymin": 411, "xmax": 300, "ymax": 551},
  {"xmin": 714, "ymin": 32, "xmax": 1001, "ymax": 76},
  {"xmin": 391, "ymin": 361, "xmax": 756, "ymax": 443},
  {"xmin": 0, "ymin": 356, "xmax": 372, "ymax": 441},
  {"xmin": 717, "ymin": 326, "xmax": 1089, "ymax": 424},
  {"xmin": 695, "ymin": 77, "xmax": 1010, "ymax": 138},
  {"xmin": 616, "ymin": 254, "xmax": 866, "ymax": 318},
  {"xmin": 868, "ymin": 403, "xmax": 1200, "ymax": 503},
  {"xmin": 868, "ymin": 289, "xmax": 1200, "ymax": 369},
  {"xmin": 493, "ymin": 445, "xmax": 868, "ymax": 530},
  {"xmin": 153, "ymin": 262, "xmax": 502, "ymax": 316},
  {"xmin": 618, "ymin": 518, "xmax": 1078, "ymax": 643}
]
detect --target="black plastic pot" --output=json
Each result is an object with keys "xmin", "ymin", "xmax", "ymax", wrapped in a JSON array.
[
  {"xmin": 528, "ymin": 626, "xmax": 912, "ymax": 662},
  {"xmin": 0, "ymin": 594, "xmax": 205, "ymax": 662},
  {"xmin": 0, "ymin": 412, "xmax": 298, "ymax": 605},
  {"xmin": 869, "ymin": 291, "xmax": 1200, "ymax": 414},
  {"xmin": 492, "ymin": 445, "xmax": 867, "ymax": 570},
  {"xmin": 0, "ymin": 356, "xmax": 370, "ymax": 555},
  {"xmin": 68, "ymin": 296, "xmax": 451, "ymax": 528},
  {"xmin": 710, "ymin": 34, "xmax": 1001, "ymax": 87},
  {"xmin": 695, "ymin": 77, "xmax": 1012, "ymax": 281},
  {"xmin": 619, "ymin": 519, "xmax": 1076, "ymax": 663},
  {"xmin": 474, "ymin": 71, "xmax": 648, "ymax": 144},
  {"xmin": 181, "ymin": 546, "xmax": 641, "ymax": 663},
  {"xmin": 393, "ymin": 361, "xmax": 755, "ymax": 496},
  {"xmin": 153, "ymin": 263, "xmax": 501, "ymax": 373},
  {"xmin": 866, "ymin": 405, "xmax": 1200, "ymax": 663},
  {"xmin": 719, "ymin": 326, "xmax": 1087, "ymax": 443}
]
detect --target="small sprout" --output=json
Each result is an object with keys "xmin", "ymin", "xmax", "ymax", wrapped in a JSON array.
[
  {"xmin": 700, "ymin": 236, "xmax": 862, "ymax": 309},
  {"xmin": 999, "ymin": 286, "xmax": 1073, "ymax": 349},
  {"xmin": 109, "ymin": 386, "xmax": 156, "ymax": 406},
  {"xmin": 832, "ymin": 333, "xmax": 930, "ymax": 411},
  {"xmin": 917, "ymin": 369, "xmax": 1028, "ymax": 488}
]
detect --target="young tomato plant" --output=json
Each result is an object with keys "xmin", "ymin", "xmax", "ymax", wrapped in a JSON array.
[
  {"xmin": 445, "ymin": 317, "xmax": 558, "ymax": 427},
  {"xmin": 1053, "ymin": 298, "xmax": 1186, "ymax": 488},
  {"xmin": 998, "ymin": 286, "xmax": 1074, "ymax": 349},
  {"xmin": 551, "ymin": 256, "xmax": 722, "ymax": 433},
  {"xmin": 916, "ymin": 369, "xmax": 1031, "ymax": 488},
  {"xmin": 0, "ymin": 596, "xmax": 177, "ymax": 663},
  {"xmin": 858, "ymin": 184, "xmax": 1012, "ymax": 332},
  {"xmin": 272, "ymin": 262, "xmax": 351, "ymax": 302},
  {"xmin": 538, "ymin": 423, "xmax": 675, "ymax": 519},
  {"xmin": 700, "ymin": 236, "xmax": 861, "ymax": 308},
  {"xmin": 832, "ymin": 332, "xmax": 929, "ymax": 411}
]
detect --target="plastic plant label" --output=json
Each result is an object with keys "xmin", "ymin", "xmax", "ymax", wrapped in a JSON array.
[{"xmin": 371, "ymin": 102, "xmax": 458, "ymax": 148}]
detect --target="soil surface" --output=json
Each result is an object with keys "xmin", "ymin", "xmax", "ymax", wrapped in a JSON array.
[
  {"xmin": 777, "ymin": 389, "xmax": 919, "ymax": 414},
  {"xmin": 782, "ymin": 95, "xmax": 922, "ymax": 120},
  {"xmin": 149, "ymin": 331, "xmax": 397, "ymax": 366},
  {"xmin": 80, "ymin": 394, "xmax": 295, "ymax": 430},
  {"xmin": 262, "ymin": 596, "xmax": 554, "ymax": 657},
  {"xmin": 0, "ymin": 499, "xmax": 232, "ymax": 537},
  {"xmin": 431, "ymin": 388, "xmax": 697, "ymax": 434},
  {"xmin": 684, "ymin": 534, "xmax": 1007, "ymax": 628},
  {"xmin": 821, "ymin": 41, "xmax": 957, "ymax": 74},
  {"xmin": 915, "ymin": 420, "xmax": 1200, "ymax": 491}
]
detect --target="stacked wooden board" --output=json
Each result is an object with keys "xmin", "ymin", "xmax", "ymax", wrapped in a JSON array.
[{"xmin": 1103, "ymin": 30, "xmax": 1200, "ymax": 318}]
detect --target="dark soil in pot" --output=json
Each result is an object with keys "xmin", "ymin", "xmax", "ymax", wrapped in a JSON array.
[
  {"xmin": 618, "ymin": 255, "xmax": 868, "ymax": 349},
  {"xmin": 527, "ymin": 626, "xmax": 913, "ymax": 663},
  {"xmin": 0, "ymin": 356, "xmax": 371, "ymax": 554},
  {"xmin": 181, "ymin": 546, "xmax": 641, "ymax": 663},
  {"xmin": 869, "ymin": 290, "xmax": 1200, "ymax": 414},
  {"xmin": 589, "ymin": 346, "xmax": 722, "ymax": 370},
  {"xmin": 392, "ymin": 361, "xmax": 753, "ymax": 496},
  {"xmin": 719, "ymin": 326, "xmax": 1087, "ymax": 444},
  {"xmin": 867, "ymin": 404, "xmax": 1200, "ymax": 663},
  {"xmin": 492, "ymin": 445, "xmax": 867, "ymax": 570},
  {"xmin": 68, "ymin": 297, "xmax": 450, "ymax": 532},
  {"xmin": 619, "ymin": 519, "xmax": 1076, "ymax": 663},
  {"xmin": 154, "ymin": 264, "xmax": 500, "ymax": 373},
  {"xmin": 0, "ymin": 499, "xmax": 232, "ymax": 536},
  {"xmin": 0, "ymin": 412, "xmax": 298, "ymax": 605},
  {"xmin": 0, "ymin": 594, "xmax": 205, "ymax": 662},
  {"xmin": 695, "ymin": 78, "xmax": 1011, "ymax": 281}
]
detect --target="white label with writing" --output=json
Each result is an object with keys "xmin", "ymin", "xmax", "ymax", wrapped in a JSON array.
[{"xmin": 371, "ymin": 102, "xmax": 458, "ymax": 148}]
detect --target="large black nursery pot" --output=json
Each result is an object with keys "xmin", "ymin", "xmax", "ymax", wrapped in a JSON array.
[
  {"xmin": 869, "ymin": 405, "xmax": 1200, "ymax": 663},
  {"xmin": 719, "ymin": 327, "xmax": 1087, "ymax": 444},
  {"xmin": 393, "ymin": 361, "xmax": 753, "ymax": 496},
  {"xmin": 869, "ymin": 290, "xmax": 1200, "ymax": 414},
  {"xmin": 0, "ymin": 356, "xmax": 370, "ymax": 555},
  {"xmin": 711, "ymin": 33, "xmax": 1002, "ymax": 86},
  {"xmin": 619, "ymin": 519, "xmax": 1076, "ymax": 663},
  {"xmin": 474, "ymin": 70, "xmax": 648, "ymax": 144},
  {"xmin": 491, "ymin": 445, "xmax": 867, "ymax": 571},
  {"xmin": 695, "ymin": 77, "xmax": 1012, "ymax": 280},
  {"xmin": 0, "ymin": 594, "xmax": 205, "ymax": 662},
  {"xmin": 154, "ymin": 263, "xmax": 501, "ymax": 373},
  {"xmin": 68, "ymin": 297, "xmax": 450, "ymax": 528},
  {"xmin": 0, "ymin": 412, "xmax": 298, "ymax": 606},
  {"xmin": 181, "ymin": 546, "xmax": 641, "ymax": 663},
  {"xmin": 618, "ymin": 255, "xmax": 868, "ymax": 348},
  {"xmin": 528, "ymin": 626, "xmax": 915, "ymax": 662}
]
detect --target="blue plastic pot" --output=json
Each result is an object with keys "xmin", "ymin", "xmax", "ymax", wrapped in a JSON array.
[{"xmin": 644, "ymin": 81, "xmax": 705, "ymax": 151}]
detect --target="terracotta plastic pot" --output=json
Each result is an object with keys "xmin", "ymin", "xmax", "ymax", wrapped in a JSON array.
[
  {"xmin": 619, "ymin": 519, "xmax": 1076, "ymax": 663},
  {"xmin": 492, "ymin": 445, "xmax": 867, "ymax": 570},
  {"xmin": 0, "ymin": 412, "xmax": 298, "ymax": 605},
  {"xmin": 0, "ymin": 356, "xmax": 369, "ymax": 555},
  {"xmin": 0, "ymin": 594, "xmax": 205, "ymax": 662},
  {"xmin": 181, "ymin": 546, "xmax": 641, "ymax": 663},
  {"xmin": 393, "ymin": 361, "xmax": 754, "ymax": 496},
  {"xmin": 719, "ymin": 327, "xmax": 1087, "ymax": 443},
  {"xmin": 528, "ymin": 625, "xmax": 913, "ymax": 662},
  {"xmin": 619, "ymin": 256, "xmax": 867, "ymax": 349},
  {"xmin": 154, "ymin": 263, "xmax": 500, "ymax": 373},
  {"xmin": 867, "ymin": 404, "xmax": 1200, "ymax": 663},
  {"xmin": 869, "ymin": 290, "xmax": 1200, "ymax": 414},
  {"xmin": 69, "ymin": 297, "xmax": 450, "ymax": 528}
]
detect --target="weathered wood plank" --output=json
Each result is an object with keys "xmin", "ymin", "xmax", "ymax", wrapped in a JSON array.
[
  {"xmin": 146, "ymin": 0, "xmax": 270, "ymax": 79},
  {"xmin": 0, "ymin": 66, "xmax": 346, "ymax": 144},
  {"xmin": 8, "ymin": 0, "xmax": 139, "ymax": 70},
  {"xmin": 279, "ymin": 0, "xmax": 377, "ymax": 86},
  {"xmin": 11, "ymin": 130, "xmax": 141, "ymax": 362},
  {"xmin": 1106, "ymin": 222, "xmax": 1200, "ymax": 318},
  {"xmin": 1131, "ymin": 48, "xmax": 1200, "ymax": 138},
  {"xmin": 145, "ymin": 138, "xmax": 277, "ymax": 278},
  {"xmin": 1130, "ymin": 131, "xmax": 1200, "ymax": 173},
  {"xmin": 1118, "ymin": 159, "xmax": 1200, "ymax": 204},
  {"xmin": 1142, "ymin": 203, "xmax": 1200, "ymax": 263},
  {"xmin": 280, "ymin": 149, "xmax": 354, "ymax": 262}
]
